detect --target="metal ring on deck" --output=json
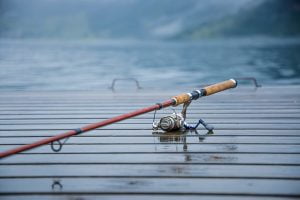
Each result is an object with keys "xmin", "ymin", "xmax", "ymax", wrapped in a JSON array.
[{"xmin": 52, "ymin": 179, "xmax": 63, "ymax": 191}]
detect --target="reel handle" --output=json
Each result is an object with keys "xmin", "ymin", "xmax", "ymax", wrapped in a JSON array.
[{"xmin": 203, "ymin": 79, "xmax": 237, "ymax": 96}]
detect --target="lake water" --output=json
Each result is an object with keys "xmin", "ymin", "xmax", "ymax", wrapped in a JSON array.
[{"xmin": 1, "ymin": 38, "xmax": 300, "ymax": 91}]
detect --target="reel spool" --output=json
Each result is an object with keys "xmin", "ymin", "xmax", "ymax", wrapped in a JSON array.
[
  {"xmin": 152, "ymin": 101, "xmax": 214, "ymax": 132},
  {"xmin": 153, "ymin": 113, "xmax": 184, "ymax": 132}
]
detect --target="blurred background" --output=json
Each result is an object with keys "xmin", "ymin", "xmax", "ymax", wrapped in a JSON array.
[{"xmin": 0, "ymin": 0, "xmax": 300, "ymax": 90}]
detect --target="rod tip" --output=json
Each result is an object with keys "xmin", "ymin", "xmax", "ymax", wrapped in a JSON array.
[{"xmin": 230, "ymin": 79, "xmax": 238, "ymax": 88}]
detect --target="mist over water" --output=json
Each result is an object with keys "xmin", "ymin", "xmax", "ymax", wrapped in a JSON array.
[{"xmin": 1, "ymin": 38, "xmax": 300, "ymax": 90}]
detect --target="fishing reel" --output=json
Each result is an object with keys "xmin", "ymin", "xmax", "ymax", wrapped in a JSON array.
[
  {"xmin": 152, "ymin": 101, "xmax": 214, "ymax": 132},
  {"xmin": 153, "ymin": 113, "xmax": 184, "ymax": 132}
]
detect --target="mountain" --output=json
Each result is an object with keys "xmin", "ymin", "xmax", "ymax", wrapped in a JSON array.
[
  {"xmin": 0, "ymin": 0, "xmax": 252, "ymax": 39},
  {"xmin": 175, "ymin": 0, "xmax": 300, "ymax": 39}
]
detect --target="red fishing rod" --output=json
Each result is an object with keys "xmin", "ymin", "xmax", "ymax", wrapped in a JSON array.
[{"xmin": 0, "ymin": 79, "xmax": 237, "ymax": 159}]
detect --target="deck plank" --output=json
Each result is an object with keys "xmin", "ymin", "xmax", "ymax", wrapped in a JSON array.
[
  {"xmin": 1, "ymin": 144, "xmax": 300, "ymax": 153},
  {"xmin": 1, "ymin": 164, "xmax": 300, "ymax": 178},
  {"xmin": 1, "ymin": 135, "xmax": 300, "ymax": 144},
  {"xmin": 1, "ymin": 153, "xmax": 300, "ymax": 165},
  {"xmin": 0, "ymin": 178, "xmax": 300, "ymax": 196},
  {"xmin": 1, "ymin": 129, "xmax": 300, "ymax": 136}
]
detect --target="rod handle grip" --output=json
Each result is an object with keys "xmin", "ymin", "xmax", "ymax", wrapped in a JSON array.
[
  {"xmin": 203, "ymin": 79, "xmax": 237, "ymax": 96},
  {"xmin": 172, "ymin": 79, "xmax": 237, "ymax": 106},
  {"xmin": 172, "ymin": 93, "xmax": 191, "ymax": 106}
]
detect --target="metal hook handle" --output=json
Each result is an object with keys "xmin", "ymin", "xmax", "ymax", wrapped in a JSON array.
[
  {"xmin": 234, "ymin": 77, "xmax": 261, "ymax": 88},
  {"xmin": 109, "ymin": 78, "xmax": 142, "ymax": 91}
]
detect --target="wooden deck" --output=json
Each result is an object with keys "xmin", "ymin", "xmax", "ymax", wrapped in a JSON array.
[{"xmin": 0, "ymin": 86, "xmax": 300, "ymax": 199}]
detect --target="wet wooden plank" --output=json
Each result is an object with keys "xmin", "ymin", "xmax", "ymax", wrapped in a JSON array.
[
  {"xmin": 0, "ymin": 178, "xmax": 300, "ymax": 197},
  {"xmin": 0, "ymin": 93, "xmax": 298, "ymax": 102},
  {"xmin": 0, "ymin": 164, "xmax": 300, "ymax": 178},
  {"xmin": 1, "ymin": 144, "xmax": 299, "ymax": 154},
  {"xmin": 1, "ymin": 153, "xmax": 300, "ymax": 165},
  {"xmin": 1, "ymin": 129, "xmax": 299, "ymax": 137},
  {"xmin": 1, "ymin": 98, "xmax": 297, "ymax": 103},
  {"xmin": 1, "ymin": 136, "xmax": 300, "ymax": 144},
  {"xmin": 0, "ymin": 88, "xmax": 298, "ymax": 99},
  {"xmin": 1, "ymin": 109, "xmax": 300, "ymax": 114},
  {"xmin": 1, "ymin": 105, "xmax": 299, "ymax": 111},
  {"xmin": 0, "ymin": 124, "xmax": 299, "ymax": 131},
  {"xmin": 1, "ymin": 118, "xmax": 299, "ymax": 124},
  {"xmin": 1, "ymin": 113, "xmax": 300, "ymax": 119}
]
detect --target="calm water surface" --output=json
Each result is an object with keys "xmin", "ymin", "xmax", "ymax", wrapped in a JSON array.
[{"xmin": 0, "ymin": 38, "xmax": 300, "ymax": 90}]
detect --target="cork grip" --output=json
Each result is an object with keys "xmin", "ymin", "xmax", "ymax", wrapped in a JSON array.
[
  {"xmin": 172, "ymin": 93, "xmax": 191, "ymax": 106},
  {"xmin": 203, "ymin": 79, "xmax": 237, "ymax": 96}
]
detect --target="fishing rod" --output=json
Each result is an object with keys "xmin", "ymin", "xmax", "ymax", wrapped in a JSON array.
[{"xmin": 0, "ymin": 79, "xmax": 237, "ymax": 159}]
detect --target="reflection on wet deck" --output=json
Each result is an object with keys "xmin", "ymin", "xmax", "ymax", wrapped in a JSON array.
[{"xmin": 152, "ymin": 130, "xmax": 213, "ymax": 152}]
